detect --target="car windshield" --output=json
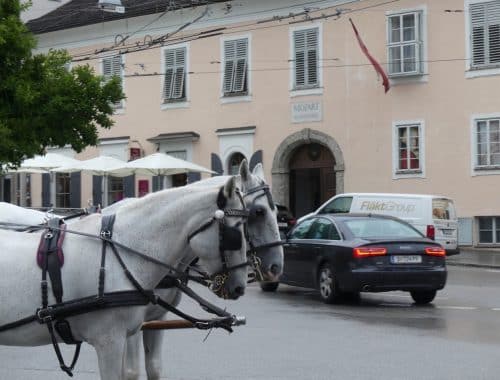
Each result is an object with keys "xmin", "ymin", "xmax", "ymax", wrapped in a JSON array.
[{"xmin": 344, "ymin": 218, "xmax": 423, "ymax": 239}]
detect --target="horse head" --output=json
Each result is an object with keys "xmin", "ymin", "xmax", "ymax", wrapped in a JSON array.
[
  {"xmin": 239, "ymin": 160, "xmax": 284, "ymax": 282},
  {"xmin": 187, "ymin": 176, "xmax": 249, "ymax": 300}
]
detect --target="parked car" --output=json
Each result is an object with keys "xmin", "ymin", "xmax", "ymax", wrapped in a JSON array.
[
  {"xmin": 276, "ymin": 204, "xmax": 296, "ymax": 238},
  {"xmin": 261, "ymin": 213, "xmax": 447, "ymax": 305},
  {"xmin": 298, "ymin": 193, "xmax": 459, "ymax": 255}
]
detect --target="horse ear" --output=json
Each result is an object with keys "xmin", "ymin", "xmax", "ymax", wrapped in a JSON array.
[
  {"xmin": 239, "ymin": 159, "xmax": 250, "ymax": 181},
  {"xmin": 223, "ymin": 176, "xmax": 236, "ymax": 199},
  {"xmin": 252, "ymin": 163, "xmax": 265, "ymax": 181}
]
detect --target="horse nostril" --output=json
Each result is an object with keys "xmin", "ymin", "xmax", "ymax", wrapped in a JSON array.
[
  {"xmin": 270, "ymin": 264, "xmax": 280, "ymax": 275},
  {"xmin": 234, "ymin": 286, "xmax": 245, "ymax": 297}
]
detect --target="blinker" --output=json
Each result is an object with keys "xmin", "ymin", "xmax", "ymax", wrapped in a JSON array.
[{"xmin": 222, "ymin": 224, "xmax": 242, "ymax": 251}]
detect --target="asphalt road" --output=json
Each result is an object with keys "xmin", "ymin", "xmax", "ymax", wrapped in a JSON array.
[{"xmin": 1, "ymin": 265, "xmax": 500, "ymax": 380}]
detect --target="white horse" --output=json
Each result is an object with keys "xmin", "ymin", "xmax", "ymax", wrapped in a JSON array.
[
  {"xmin": 0, "ymin": 202, "xmax": 61, "ymax": 226},
  {"xmin": 123, "ymin": 161, "xmax": 283, "ymax": 380},
  {"xmin": 0, "ymin": 177, "xmax": 249, "ymax": 380}
]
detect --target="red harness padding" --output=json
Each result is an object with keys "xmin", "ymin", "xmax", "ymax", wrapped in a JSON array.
[{"xmin": 37, "ymin": 222, "xmax": 66, "ymax": 269}]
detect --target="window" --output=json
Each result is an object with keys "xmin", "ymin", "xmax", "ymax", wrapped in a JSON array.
[
  {"xmin": 396, "ymin": 124, "xmax": 421, "ymax": 172},
  {"xmin": 478, "ymin": 216, "xmax": 500, "ymax": 243},
  {"xmin": 470, "ymin": 1, "xmax": 500, "ymax": 69},
  {"xmin": 228, "ymin": 152, "xmax": 245, "ymax": 175},
  {"xmin": 223, "ymin": 38, "xmax": 248, "ymax": 96},
  {"xmin": 293, "ymin": 27, "xmax": 319, "ymax": 89},
  {"xmin": 475, "ymin": 118, "xmax": 500, "ymax": 168},
  {"xmin": 163, "ymin": 47, "xmax": 186, "ymax": 102},
  {"xmin": 387, "ymin": 12, "xmax": 422, "ymax": 76},
  {"xmin": 307, "ymin": 218, "xmax": 340, "ymax": 240},
  {"xmin": 290, "ymin": 219, "xmax": 315, "ymax": 239},
  {"xmin": 320, "ymin": 197, "xmax": 353, "ymax": 214},
  {"xmin": 108, "ymin": 176, "xmax": 124, "ymax": 205},
  {"xmin": 102, "ymin": 55, "xmax": 123, "ymax": 109},
  {"xmin": 56, "ymin": 173, "xmax": 70, "ymax": 208}
]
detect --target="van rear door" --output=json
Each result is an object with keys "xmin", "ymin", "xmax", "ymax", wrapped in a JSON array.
[{"xmin": 432, "ymin": 198, "xmax": 459, "ymax": 254}]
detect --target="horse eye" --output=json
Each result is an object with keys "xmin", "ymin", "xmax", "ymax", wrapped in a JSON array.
[{"xmin": 255, "ymin": 207, "xmax": 266, "ymax": 217}]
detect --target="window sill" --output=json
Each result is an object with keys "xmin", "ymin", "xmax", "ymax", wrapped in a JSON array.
[
  {"xmin": 466, "ymin": 66, "xmax": 500, "ymax": 79},
  {"xmin": 389, "ymin": 72, "xmax": 428, "ymax": 85},
  {"xmin": 393, "ymin": 169, "xmax": 424, "ymax": 179},
  {"xmin": 220, "ymin": 95, "xmax": 252, "ymax": 104},
  {"xmin": 290, "ymin": 87, "xmax": 323, "ymax": 98},
  {"xmin": 472, "ymin": 166, "xmax": 500, "ymax": 176},
  {"xmin": 161, "ymin": 101, "xmax": 190, "ymax": 110}
]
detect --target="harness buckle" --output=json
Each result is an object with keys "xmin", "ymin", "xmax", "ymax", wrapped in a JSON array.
[
  {"xmin": 36, "ymin": 307, "xmax": 53, "ymax": 324},
  {"xmin": 100, "ymin": 230, "xmax": 111, "ymax": 239},
  {"xmin": 44, "ymin": 232, "xmax": 54, "ymax": 240}
]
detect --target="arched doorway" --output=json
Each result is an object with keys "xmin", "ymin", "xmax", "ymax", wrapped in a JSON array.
[
  {"xmin": 289, "ymin": 143, "xmax": 336, "ymax": 218},
  {"xmin": 271, "ymin": 128, "xmax": 345, "ymax": 218}
]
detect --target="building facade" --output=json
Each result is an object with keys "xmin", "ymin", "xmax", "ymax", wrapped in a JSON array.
[{"xmin": 3, "ymin": 0, "xmax": 500, "ymax": 247}]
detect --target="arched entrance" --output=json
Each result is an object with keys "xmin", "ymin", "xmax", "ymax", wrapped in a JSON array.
[
  {"xmin": 272, "ymin": 128, "xmax": 345, "ymax": 218},
  {"xmin": 289, "ymin": 143, "xmax": 336, "ymax": 218}
]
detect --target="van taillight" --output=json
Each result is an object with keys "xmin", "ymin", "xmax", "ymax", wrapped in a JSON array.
[
  {"xmin": 425, "ymin": 247, "xmax": 446, "ymax": 256},
  {"xmin": 426, "ymin": 225, "xmax": 435, "ymax": 240},
  {"xmin": 353, "ymin": 247, "xmax": 387, "ymax": 258}
]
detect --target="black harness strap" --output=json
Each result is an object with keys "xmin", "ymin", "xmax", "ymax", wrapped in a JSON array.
[{"xmin": 39, "ymin": 218, "xmax": 81, "ymax": 377}]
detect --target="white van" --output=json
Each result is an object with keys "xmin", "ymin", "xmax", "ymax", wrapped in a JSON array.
[{"xmin": 302, "ymin": 193, "xmax": 459, "ymax": 255}]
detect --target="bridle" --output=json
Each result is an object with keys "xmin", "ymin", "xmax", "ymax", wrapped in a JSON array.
[
  {"xmin": 241, "ymin": 183, "xmax": 284, "ymax": 282},
  {"xmin": 187, "ymin": 187, "xmax": 250, "ymax": 297}
]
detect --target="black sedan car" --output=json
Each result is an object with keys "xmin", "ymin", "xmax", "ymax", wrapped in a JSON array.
[{"xmin": 261, "ymin": 213, "xmax": 447, "ymax": 305}]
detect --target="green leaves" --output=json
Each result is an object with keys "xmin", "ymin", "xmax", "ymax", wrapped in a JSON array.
[{"xmin": 0, "ymin": 0, "xmax": 125, "ymax": 167}]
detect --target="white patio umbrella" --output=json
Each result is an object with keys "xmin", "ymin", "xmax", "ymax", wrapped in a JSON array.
[
  {"xmin": 120, "ymin": 152, "xmax": 214, "ymax": 189},
  {"xmin": 21, "ymin": 153, "xmax": 81, "ymax": 171},
  {"xmin": 52, "ymin": 156, "xmax": 133, "ymax": 207}
]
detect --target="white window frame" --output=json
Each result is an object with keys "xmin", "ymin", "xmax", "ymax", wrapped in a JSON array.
[
  {"xmin": 386, "ymin": 7, "xmax": 427, "ymax": 82},
  {"xmin": 470, "ymin": 113, "xmax": 500, "ymax": 175},
  {"xmin": 101, "ymin": 54, "xmax": 125, "ymax": 113},
  {"xmin": 161, "ymin": 42, "xmax": 190, "ymax": 110},
  {"xmin": 465, "ymin": 0, "xmax": 500, "ymax": 78},
  {"xmin": 220, "ymin": 34, "xmax": 252, "ymax": 104},
  {"xmin": 392, "ymin": 120, "xmax": 426, "ymax": 179},
  {"xmin": 289, "ymin": 23, "xmax": 323, "ymax": 97}
]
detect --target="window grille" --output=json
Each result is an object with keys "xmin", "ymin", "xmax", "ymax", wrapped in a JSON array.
[
  {"xmin": 475, "ymin": 118, "xmax": 500, "ymax": 167},
  {"xmin": 387, "ymin": 12, "xmax": 422, "ymax": 76},
  {"xmin": 396, "ymin": 124, "xmax": 420, "ymax": 172}
]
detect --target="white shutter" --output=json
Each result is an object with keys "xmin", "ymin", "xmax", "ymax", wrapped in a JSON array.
[
  {"xmin": 471, "ymin": 1, "xmax": 500, "ymax": 67},
  {"xmin": 102, "ymin": 55, "xmax": 123, "ymax": 108},
  {"xmin": 294, "ymin": 28, "xmax": 319, "ymax": 88},
  {"xmin": 223, "ymin": 38, "xmax": 248, "ymax": 94},
  {"xmin": 163, "ymin": 47, "xmax": 186, "ymax": 101}
]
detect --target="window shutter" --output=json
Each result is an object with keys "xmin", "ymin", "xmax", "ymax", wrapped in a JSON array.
[
  {"xmin": 42, "ymin": 173, "xmax": 51, "ymax": 208},
  {"xmin": 471, "ymin": 1, "xmax": 500, "ymax": 67},
  {"xmin": 163, "ymin": 48, "xmax": 186, "ymax": 101},
  {"xmin": 224, "ymin": 39, "xmax": 248, "ymax": 94},
  {"xmin": 294, "ymin": 28, "xmax": 319, "ymax": 88},
  {"xmin": 92, "ymin": 175, "xmax": 103, "ymax": 207},
  {"xmin": 103, "ymin": 55, "xmax": 123, "ymax": 108},
  {"xmin": 123, "ymin": 175, "xmax": 135, "ymax": 198},
  {"xmin": 69, "ymin": 172, "xmax": 81, "ymax": 208}
]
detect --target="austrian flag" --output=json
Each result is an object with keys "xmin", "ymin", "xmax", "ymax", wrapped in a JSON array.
[{"xmin": 349, "ymin": 18, "xmax": 390, "ymax": 93}]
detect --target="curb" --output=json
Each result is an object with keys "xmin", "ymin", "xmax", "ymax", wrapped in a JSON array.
[{"xmin": 447, "ymin": 261, "xmax": 500, "ymax": 270}]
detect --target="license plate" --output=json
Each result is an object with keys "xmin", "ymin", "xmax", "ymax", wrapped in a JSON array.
[
  {"xmin": 390, "ymin": 255, "xmax": 422, "ymax": 264},
  {"xmin": 278, "ymin": 222, "xmax": 288, "ymax": 228},
  {"xmin": 441, "ymin": 229, "xmax": 453, "ymax": 236}
]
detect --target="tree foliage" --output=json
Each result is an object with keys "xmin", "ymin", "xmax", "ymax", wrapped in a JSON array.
[{"xmin": 0, "ymin": 0, "xmax": 124, "ymax": 167}]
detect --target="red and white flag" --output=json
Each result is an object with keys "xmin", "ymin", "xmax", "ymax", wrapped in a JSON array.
[{"xmin": 349, "ymin": 18, "xmax": 390, "ymax": 93}]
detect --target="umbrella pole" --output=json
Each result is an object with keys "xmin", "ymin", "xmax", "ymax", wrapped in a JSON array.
[{"xmin": 102, "ymin": 175, "xmax": 108, "ymax": 207}]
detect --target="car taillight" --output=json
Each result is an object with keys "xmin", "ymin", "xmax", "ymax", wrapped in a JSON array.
[
  {"xmin": 289, "ymin": 218, "xmax": 297, "ymax": 226},
  {"xmin": 426, "ymin": 225, "xmax": 435, "ymax": 240},
  {"xmin": 425, "ymin": 247, "xmax": 446, "ymax": 256},
  {"xmin": 353, "ymin": 247, "xmax": 387, "ymax": 258}
]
